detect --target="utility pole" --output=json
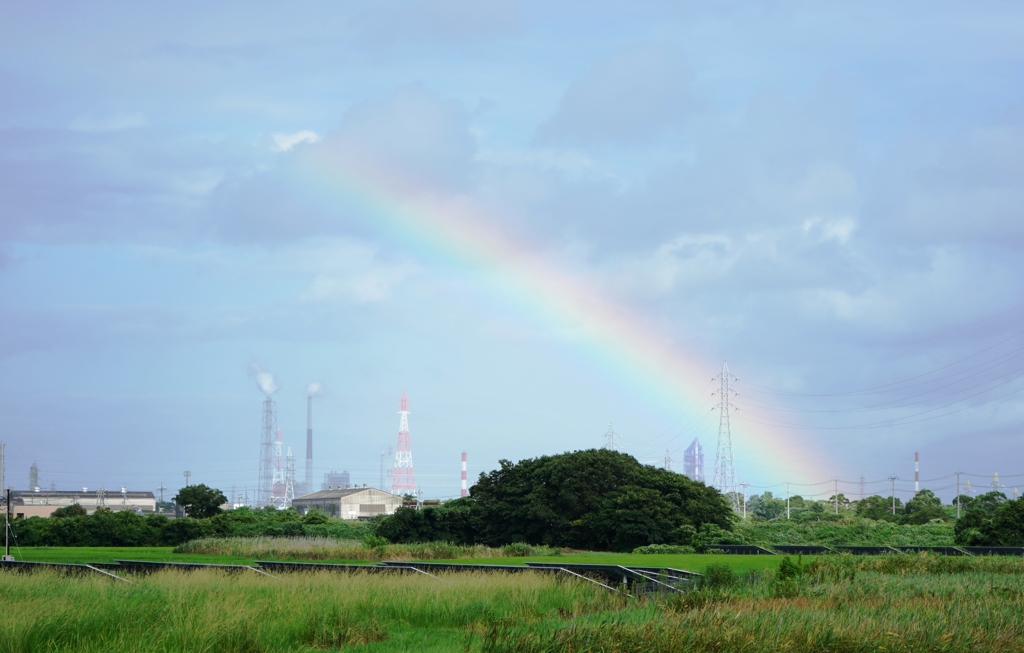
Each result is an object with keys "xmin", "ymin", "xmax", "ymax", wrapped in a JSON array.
[
  {"xmin": 664, "ymin": 449, "xmax": 674, "ymax": 471},
  {"xmin": 833, "ymin": 479, "xmax": 839, "ymax": 514},
  {"xmin": 3, "ymin": 488, "xmax": 11, "ymax": 561},
  {"xmin": 157, "ymin": 483, "xmax": 167, "ymax": 504},
  {"xmin": 183, "ymin": 471, "xmax": 191, "ymax": 487},
  {"xmin": 739, "ymin": 482, "xmax": 749, "ymax": 520},
  {"xmin": 888, "ymin": 475, "xmax": 898, "ymax": 515},
  {"xmin": 785, "ymin": 482, "xmax": 791, "ymax": 520},
  {"xmin": 955, "ymin": 472, "xmax": 962, "ymax": 519}
]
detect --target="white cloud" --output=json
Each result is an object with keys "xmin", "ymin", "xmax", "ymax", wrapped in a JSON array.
[
  {"xmin": 803, "ymin": 216, "xmax": 857, "ymax": 243},
  {"xmin": 271, "ymin": 130, "xmax": 320, "ymax": 151}
]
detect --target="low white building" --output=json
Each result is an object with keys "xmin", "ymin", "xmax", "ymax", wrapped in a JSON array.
[
  {"xmin": 6, "ymin": 490, "xmax": 157, "ymax": 516},
  {"xmin": 292, "ymin": 486, "xmax": 403, "ymax": 520}
]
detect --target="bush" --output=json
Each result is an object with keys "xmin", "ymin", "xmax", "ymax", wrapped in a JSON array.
[
  {"xmin": 631, "ymin": 544, "xmax": 696, "ymax": 555},
  {"xmin": 702, "ymin": 563, "xmax": 738, "ymax": 590},
  {"xmin": 501, "ymin": 542, "xmax": 533, "ymax": 557},
  {"xmin": 691, "ymin": 523, "xmax": 746, "ymax": 552}
]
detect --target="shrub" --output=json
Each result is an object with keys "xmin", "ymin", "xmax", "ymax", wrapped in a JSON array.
[
  {"xmin": 501, "ymin": 542, "xmax": 533, "ymax": 557},
  {"xmin": 631, "ymin": 544, "xmax": 695, "ymax": 555},
  {"xmin": 702, "ymin": 562, "xmax": 738, "ymax": 590}
]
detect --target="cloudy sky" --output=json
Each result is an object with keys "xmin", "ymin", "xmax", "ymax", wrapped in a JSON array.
[{"xmin": 2, "ymin": 1, "xmax": 1023, "ymax": 504}]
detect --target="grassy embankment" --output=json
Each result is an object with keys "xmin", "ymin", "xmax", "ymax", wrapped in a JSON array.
[
  {"xmin": 12, "ymin": 540, "xmax": 788, "ymax": 574},
  {"xmin": 2, "ymin": 555, "xmax": 1024, "ymax": 652}
]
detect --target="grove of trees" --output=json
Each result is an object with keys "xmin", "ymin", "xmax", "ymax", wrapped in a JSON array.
[{"xmin": 376, "ymin": 449, "xmax": 735, "ymax": 552}]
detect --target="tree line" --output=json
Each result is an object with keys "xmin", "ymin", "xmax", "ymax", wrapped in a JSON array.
[{"xmin": 9, "ymin": 495, "xmax": 369, "ymax": 547}]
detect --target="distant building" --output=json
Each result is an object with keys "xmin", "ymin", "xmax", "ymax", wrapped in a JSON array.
[
  {"xmin": 684, "ymin": 438, "xmax": 704, "ymax": 483},
  {"xmin": 3, "ymin": 489, "xmax": 157, "ymax": 517},
  {"xmin": 321, "ymin": 470, "xmax": 350, "ymax": 491},
  {"xmin": 292, "ymin": 487, "xmax": 402, "ymax": 520}
]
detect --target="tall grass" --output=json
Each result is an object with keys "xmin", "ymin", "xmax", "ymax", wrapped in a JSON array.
[
  {"xmin": 173, "ymin": 536, "xmax": 562, "ymax": 561},
  {"xmin": 4, "ymin": 553, "xmax": 1023, "ymax": 652},
  {"xmin": 0, "ymin": 568, "xmax": 613, "ymax": 653},
  {"xmin": 483, "ymin": 554, "xmax": 1024, "ymax": 653}
]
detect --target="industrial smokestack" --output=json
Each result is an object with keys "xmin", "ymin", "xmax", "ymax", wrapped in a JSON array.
[
  {"xmin": 306, "ymin": 394, "xmax": 313, "ymax": 496},
  {"xmin": 461, "ymin": 452, "xmax": 467, "ymax": 498},
  {"xmin": 914, "ymin": 452, "xmax": 919, "ymax": 493},
  {"xmin": 305, "ymin": 382, "xmax": 322, "ymax": 497}
]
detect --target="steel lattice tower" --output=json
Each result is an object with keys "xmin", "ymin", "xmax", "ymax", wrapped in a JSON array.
[
  {"xmin": 602, "ymin": 422, "xmax": 620, "ymax": 450},
  {"xmin": 257, "ymin": 397, "xmax": 277, "ymax": 507},
  {"xmin": 285, "ymin": 447, "xmax": 296, "ymax": 507},
  {"xmin": 712, "ymin": 361, "xmax": 740, "ymax": 511},
  {"xmin": 271, "ymin": 430, "xmax": 287, "ymax": 509},
  {"xmin": 392, "ymin": 392, "xmax": 415, "ymax": 493}
]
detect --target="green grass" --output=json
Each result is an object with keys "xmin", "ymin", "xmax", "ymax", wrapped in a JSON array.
[
  {"xmin": 0, "ymin": 567, "xmax": 616, "ymax": 653},
  {"xmin": 455, "ymin": 551, "xmax": 793, "ymax": 574},
  {"xmin": 9, "ymin": 546, "xmax": 255, "ymax": 565},
  {"xmin": 2, "ymin": 554, "xmax": 1024, "ymax": 651},
  {"xmin": 10, "ymin": 544, "xmax": 794, "ymax": 575}
]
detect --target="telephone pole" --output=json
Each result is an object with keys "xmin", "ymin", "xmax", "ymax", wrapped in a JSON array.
[
  {"xmin": 833, "ymin": 479, "xmax": 839, "ymax": 514},
  {"xmin": 785, "ymin": 482, "xmax": 791, "ymax": 520},
  {"xmin": 888, "ymin": 475, "xmax": 898, "ymax": 515},
  {"xmin": 183, "ymin": 471, "xmax": 191, "ymax": 487},
  {"xmin": 955, "ymin": 471, "xmax": 962, "ymax": 519},
  {"xmin": 739, "ymin": 482, "xmax": 749, "ymax": 520}
]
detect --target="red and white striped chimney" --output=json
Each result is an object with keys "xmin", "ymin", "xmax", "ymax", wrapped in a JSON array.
[
  {"xmin": 914, "ymin": 452, "xmax": 919, "ymax": 493},
  {"xmin": 461, "ymin": 452, "xmax": 467, "ymax": 497}
]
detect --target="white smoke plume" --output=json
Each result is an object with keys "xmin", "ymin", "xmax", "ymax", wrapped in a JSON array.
[
  {"xmin": 249, "ymin": 363, "xmax": 279, "ymax": 396},
  {"xmin": 306, "ymin": 381, "xmax": 325, "ymax": 396}
]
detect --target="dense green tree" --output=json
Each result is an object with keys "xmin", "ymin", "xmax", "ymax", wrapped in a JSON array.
[
  {"xmin": 903, "ymin": 489, "xmax": 947, "ymax": 524},
  {"xmin": 827, "ymin": 493, "xmax": 853, "ymax": 511},
  {"xmin": 951, "ymin": 494, "xmax": 974, "ymax": 511},
  {"xmin": 983, "ymin": 498, "xmax": 1024, "ymax": 545},
  {"xmin": 749, "ymin": 492, "xmax": 786, "ymax": 520},
  {"xmin": 954, "ymin": 492, "xmax": 1014, "ymax": 545},
  {"xmin": 50, "ymin": 504, "xmax": 87, "ymax": 518},
  {"xmin": 173, "ymin": 484, "xmax": 227, "ymax": 519},
  {"xmin": 375, "ymin": 449, "xmax": 732, "ymax": 552},
  {"xmin": 375, "ymin": 499, "xmax": 474, "ymax": 545},
  {"xmin": 855, "ymin": 495, "xmax": 901, "ymax": 521}
]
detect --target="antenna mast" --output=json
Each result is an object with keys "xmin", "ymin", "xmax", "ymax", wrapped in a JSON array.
[
  {"xmin": 712, "ymin": 361, "xmax": 739, "ymax": 511},
  {"xmin": 392, "ymin": 393, "xmax": 415, "ymax": 493},
  {"xmin": 271, "ymin": 430, "xmax": 287, "ymax": 508},
  {"xmin": 285, "ymin": 447, "xmax": 296, "ymax": 508}
]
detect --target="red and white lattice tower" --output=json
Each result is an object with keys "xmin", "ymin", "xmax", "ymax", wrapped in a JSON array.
[
  {"xmin": 271, "ymin": 429, "xmax": 287, "ymax": 508},
  {"xmin": 391, "ymin": 393, "xmax": 415, "ymax": 493},
  {"xmin": 461, "ymin": 452, "xmax": 468, "ymax": 497}
]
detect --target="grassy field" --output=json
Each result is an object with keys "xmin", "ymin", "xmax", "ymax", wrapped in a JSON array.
[
  {"xmin": 9, "ymin": 544, "xmax": 790, "ymax": 574},
  {"xmin": 2, "ymin": 554, "xmax": 1024, "ymax": 651}
]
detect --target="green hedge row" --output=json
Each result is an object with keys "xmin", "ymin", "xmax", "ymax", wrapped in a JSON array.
[{"xmin": 9, "ymin": 506, "xmax": 372, "ymax": 547}]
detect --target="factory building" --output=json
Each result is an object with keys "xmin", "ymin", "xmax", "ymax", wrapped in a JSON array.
[
  {"xmin": 292, "ymin": 486, "xmax": 402, "ymax": 520},
  {"xmin": 4, "ymin": 490, "xmax": 157, "ymax": 517}
]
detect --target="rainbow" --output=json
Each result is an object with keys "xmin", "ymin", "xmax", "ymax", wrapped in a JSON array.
[{"xmin": 296, "ymin": 148, "xmax": 833, "ymax": 486}]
